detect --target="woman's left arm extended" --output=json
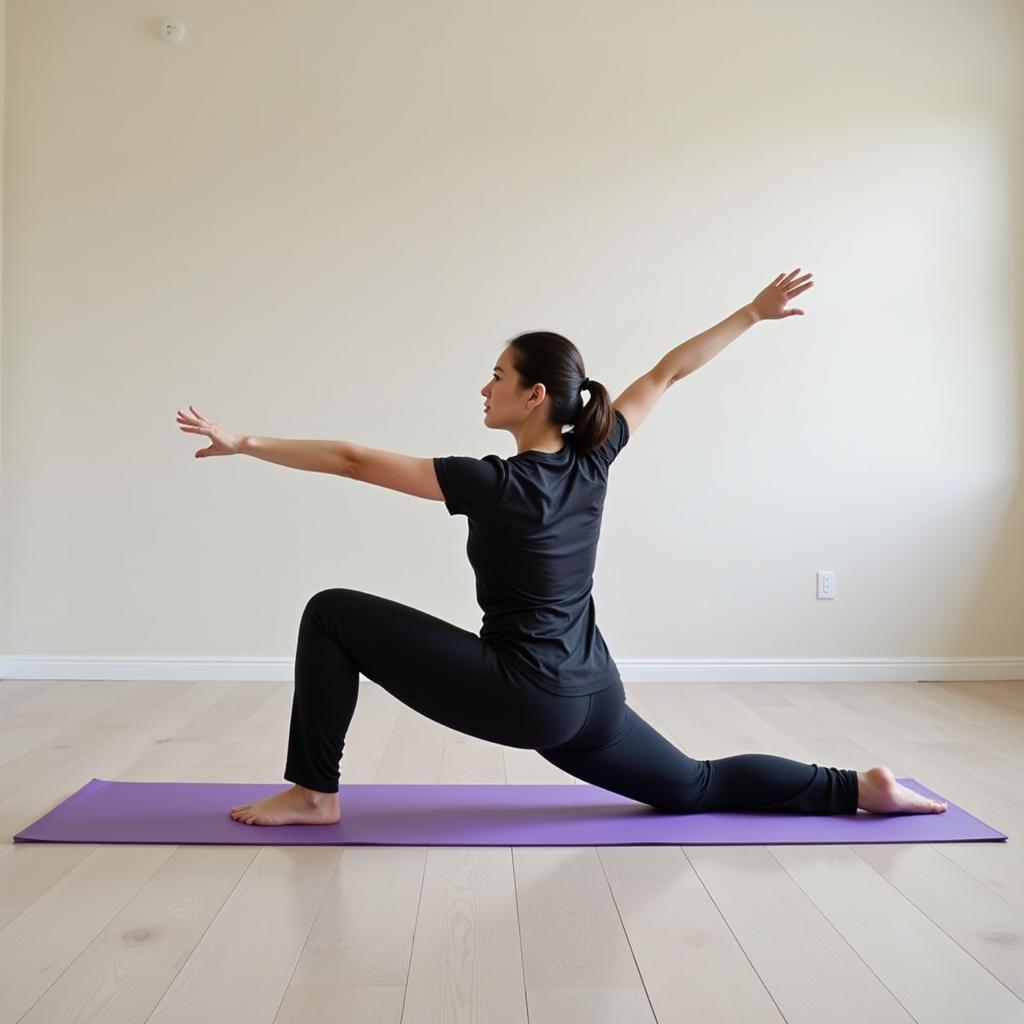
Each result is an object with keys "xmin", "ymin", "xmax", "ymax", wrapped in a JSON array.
[
  {"xmin": 176, "ymin": 405, "xmax": 352, "ymax": 475},
  {"xmin": 175, "ymin": 406, "xmax": 444, "ymax": 501}
]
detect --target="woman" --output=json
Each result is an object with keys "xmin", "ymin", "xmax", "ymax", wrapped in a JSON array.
[{"xmin": 177, "ymin": 268, "xmax": 947, "ymax": 826}]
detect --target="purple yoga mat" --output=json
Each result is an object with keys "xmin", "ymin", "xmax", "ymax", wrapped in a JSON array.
[{"xmin": 11, "ymin": 777, "xmax": 1007, "ymax": 846}]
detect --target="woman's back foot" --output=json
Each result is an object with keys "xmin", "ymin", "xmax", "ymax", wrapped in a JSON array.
[{"xmin": 857, "ymin": 765, "xmax": 948, "ymax": 814}]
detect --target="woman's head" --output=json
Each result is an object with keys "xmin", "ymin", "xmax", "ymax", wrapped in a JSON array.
[{"xmin": 479, "ymin": 331, "xmax": 615, "ymax": 457}]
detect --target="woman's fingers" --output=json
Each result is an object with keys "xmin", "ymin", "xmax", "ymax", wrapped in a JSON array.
[
  {"xmin": 786, "ymin": 281, "xmax": 814, "ymax": 298},
  {"xmin": 778, "ymin": 269, "xmax": 812, "ymax": 288},
  {"xmin": 781, "ymin": 271, "xmax": 812, "ymax": 290},
  {"xmin": 177, "ymin": 407, "xmax": 217, "ymax": 429}
]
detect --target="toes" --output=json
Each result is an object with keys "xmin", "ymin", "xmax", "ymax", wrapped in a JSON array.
[{"xmin": 230, "ymin": 802, "xmax": 260, "ymax": 820}]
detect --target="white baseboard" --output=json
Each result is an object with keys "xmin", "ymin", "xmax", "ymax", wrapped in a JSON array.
[{"xmin": 1, "ymin": 656, "xmax": 1022, "ymax": 683}]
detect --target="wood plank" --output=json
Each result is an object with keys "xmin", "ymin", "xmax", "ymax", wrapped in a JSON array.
[
  {"xmin": 770, "ymin": 843, "xmax": 1024, "ymax": 1022},
  {"xmin": 685, "ymin": 845, "xmax": 916, "ymax": 1023},
  {"xmin": 853, "ymin": 842, "xmax": 1024, "ymax": 1001},
  {"xmin": 0, "ymin": 845, "xmax": 176, "ymax": 1024},
  {"xmin": 16, "ymin": 847, "xmax": 256, "ymax": 1024},
  {"xmin": 600, "ymin": 844, "xmax": 785, "ymax": 1022},
  {"xmin": 402, "ymin": 847, "xmax": 528, "ymax": 1024},
  {"xmin": 515, "ymin": 846, "xmax": 656, "ymax": 1022},
  {"xmin": 274, "ymin": 985, "xmax": 405, "ymax": 1023},
  {"xmin": 145, "ymin": 848, "xmax": 340, "ymax": 1024}
]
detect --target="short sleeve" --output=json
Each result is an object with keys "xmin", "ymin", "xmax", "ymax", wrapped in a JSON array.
[
  {"xmin": 432, "ymin": 454, "xmax": 504, "ymax": 518},
  {"xmin": 592, "ymin": 408, "xmax": 630, "ymax": 466}
]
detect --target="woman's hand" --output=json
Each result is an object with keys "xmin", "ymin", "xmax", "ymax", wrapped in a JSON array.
[
  {"xmin": 748, "ymin": 268, "xmax": 814, "ymax": 322},
  {"xmin": 176, "ymin": 405, "xmax": 245, "ymax": 458}
]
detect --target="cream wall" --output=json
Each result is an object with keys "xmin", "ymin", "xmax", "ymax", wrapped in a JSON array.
[{"xmin": 1, "ymin": 1, "xmax": 1022, "ymax": 682}]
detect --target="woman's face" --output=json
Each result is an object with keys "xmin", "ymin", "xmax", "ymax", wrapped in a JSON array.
[{"xmin": 480, "ymin": 350, "xmax": 514, "ymax": 425}]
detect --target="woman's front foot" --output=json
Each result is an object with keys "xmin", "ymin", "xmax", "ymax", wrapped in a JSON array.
[{"xmin": 229, "ymin": 783, "xmax": 340, "ymax": 826}]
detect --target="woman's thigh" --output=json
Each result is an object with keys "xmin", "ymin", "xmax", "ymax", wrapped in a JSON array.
[{"xmin": 305, "ymin": 588, "xmax": 593, "ymax": 750}]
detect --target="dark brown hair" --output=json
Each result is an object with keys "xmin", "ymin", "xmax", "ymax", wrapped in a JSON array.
[{"xmin": 505, "ymin": 331, "xmax": 615, "ymax": 457}]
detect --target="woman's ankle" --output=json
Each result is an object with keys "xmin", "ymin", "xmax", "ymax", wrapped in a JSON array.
[{"xmin": 293, "ymin": 782, "xmax": 338, "ymax": 802}]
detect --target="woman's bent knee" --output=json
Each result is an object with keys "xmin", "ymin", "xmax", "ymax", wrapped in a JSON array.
[{"xmin": 304, "ymin": 587, "xmax": 364, "ymax": 615}]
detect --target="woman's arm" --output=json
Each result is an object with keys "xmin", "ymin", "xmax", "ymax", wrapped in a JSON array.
[
  {"xmin": 178, "ymin": 406, "xmax": 440, "ymax": 495},
  {"xmin": 344, "ymin": 447, "xmax": 445, "ymax": 501},
  {"xmin": 240, "ymin": 435, "xmax": 353, "ymax": 475},
  {"xmin": 177, "ymin": 405, "xmax": 353, "ymax": 474},
  {"xmin": 655, "ymin": 268, "xmax": 814, "ymax": 382},
  {"xmin": 655, "ymin": 306, "xmax": 759, "ymax": 383},
  {"xmin": 241, "ymin": 434, "xmax": 444, "ymax": 500}
]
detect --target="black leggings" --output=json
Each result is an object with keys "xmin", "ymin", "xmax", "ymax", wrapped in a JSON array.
[{"xmin": 284, "ymin": 589, "xmax": 859, "ymax": 815}]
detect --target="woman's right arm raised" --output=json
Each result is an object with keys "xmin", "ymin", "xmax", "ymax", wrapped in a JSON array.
[
  {"xmin": 613, "ymin": 269, "xmax": 813, "ymax": 438},
  {"xmin": 654, "ymin": 268, "xmax": 814, "ymax": 383}
]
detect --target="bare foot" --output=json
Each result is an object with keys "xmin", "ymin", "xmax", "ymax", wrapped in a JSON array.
[
  {"xmin": 229, "ymin": 784, "xmax": 340, "ymax": 826},
  {"xmin": 857, "ymin": 766, "xmax": 948, "ymax": 814}
]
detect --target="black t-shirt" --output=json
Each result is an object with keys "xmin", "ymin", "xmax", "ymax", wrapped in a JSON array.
[{"xmin": 433, "ymin": 408, "xmax": 630, "ymax": 696}]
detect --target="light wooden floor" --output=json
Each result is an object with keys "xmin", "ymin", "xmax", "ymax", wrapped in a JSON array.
[{"xmin": 0, "ymin": 678, "xmax": 1022, "ymax": 1024}]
